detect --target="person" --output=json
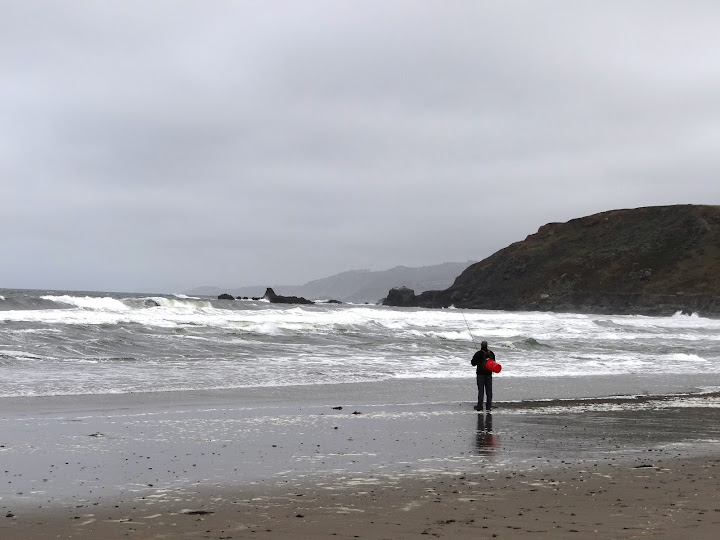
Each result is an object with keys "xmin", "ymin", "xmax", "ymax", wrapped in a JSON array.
[{"xmin": 471, "ymin": 340, "xmax": 495, "ymax": 412}]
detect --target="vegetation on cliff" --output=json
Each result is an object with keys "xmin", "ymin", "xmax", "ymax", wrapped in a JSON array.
[{"xmin": 417, "ymin": 205, "xmax": 720, "ymax": 316}]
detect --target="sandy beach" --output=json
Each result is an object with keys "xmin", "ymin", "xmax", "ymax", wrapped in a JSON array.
[
  {"xmin": 2, "ymin": 379, "xmax": 719, "ymax": 538},
  {"xmin": 4, "ymin": 456, "xmax": 718, "ymax": 539}
]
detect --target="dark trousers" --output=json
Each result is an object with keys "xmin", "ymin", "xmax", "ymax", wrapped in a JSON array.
[{"xmin": 477, "ymin": 373, "xmax": 492, "ymax": 410}]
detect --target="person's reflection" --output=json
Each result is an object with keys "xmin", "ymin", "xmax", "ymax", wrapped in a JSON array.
[{"xmin": 474, "ymin": 412, "xmax": 500, "ymax": 457}]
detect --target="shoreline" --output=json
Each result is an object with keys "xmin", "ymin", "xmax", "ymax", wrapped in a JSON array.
[{"xmin": 3, "ymin": 371, "xmax": 720, "ymax": 408}]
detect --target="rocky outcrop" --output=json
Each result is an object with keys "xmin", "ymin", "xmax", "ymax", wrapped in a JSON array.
[
  {"xmin": 403, "ymin": 205, "xmax": 720, "ymax": 316},
  {"xmin": 381, "ymin": 286, "xmax": 419, "ymax": 307},
  {"xmin": 262, "ymin": 288, "xmax": 314, "ymax": 305},
  {"xmin": 217, "ymin": 293, "xmax": 235, "ymax": 300}
]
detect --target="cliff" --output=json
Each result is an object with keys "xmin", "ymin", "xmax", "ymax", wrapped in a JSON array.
[{"xmin": 414, "ymin": 205, "xmax": 720, "ymax": 316}]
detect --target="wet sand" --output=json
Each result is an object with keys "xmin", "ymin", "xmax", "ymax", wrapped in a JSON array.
[
  {"xmin": 1, "ymin": 379, "xmax": 720, "ymax": 538},
  {"xmin": 3, "ymin": 456, "xmax": 718, "ymax": 539}
]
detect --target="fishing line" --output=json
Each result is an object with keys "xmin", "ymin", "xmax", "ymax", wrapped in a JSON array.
[{"xmin": 460, "ymin": 309, "xmax": 478, "ymax": 349}]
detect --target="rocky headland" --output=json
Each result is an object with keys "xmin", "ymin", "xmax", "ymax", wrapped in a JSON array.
[{"xmin": 385, "ymin": 205, "xmax": 720, "ymax": 316}]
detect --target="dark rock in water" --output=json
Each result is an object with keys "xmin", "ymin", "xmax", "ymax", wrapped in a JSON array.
[
  {"xmin": 263, "ymin": 287, "xmax": 314, "ymax": 305},
  {"xmin": 412, "ymin": 204, "xmax": 720, "ymax": 316},
  {"xmin": 217, "ymin": 293, "xmax": 235, "ymax": 300},
  {"xmin": 382, "ymin": 286, "xmax": 418, "ymax": 307},
  {"xmin": 323, "ymin": 299, "xmax": 343, "ymax": 304}
]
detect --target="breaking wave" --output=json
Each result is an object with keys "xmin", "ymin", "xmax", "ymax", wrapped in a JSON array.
[{"xmin": 1, "ymin": 288, "xmax": 719, "ymax": 397}]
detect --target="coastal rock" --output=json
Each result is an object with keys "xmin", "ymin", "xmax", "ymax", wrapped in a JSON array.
[
  {"xmin": 381, "ymin": 286, "xmax": 418, "ymax": 307},
  {"xmin": 217, "ymin": 293, "xmax": 235, "ymax": 300},
  {"xmin": 414, "ymin": 205, "xmax": 720, "ymax": 316},
  {"xmin": 263, "ymin": 287, "xmax": 314, "ymax": 305}
]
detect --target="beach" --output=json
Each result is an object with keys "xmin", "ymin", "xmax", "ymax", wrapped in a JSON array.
[
  {"xmin": 2, "ymin": 379, "xmax": 719, "ymax": 538},
  {"xmin": 3, "ymin": 456, "xmax": 719, "ymax": 539}
]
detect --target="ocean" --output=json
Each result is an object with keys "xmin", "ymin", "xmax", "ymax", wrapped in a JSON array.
[
  {"xmin": 2, "ymin": 288, "xmax": 719, "ymax": 400},
  {"xmin": 3, "ymin": 288, "xmax": 720, "ymax": 509}
]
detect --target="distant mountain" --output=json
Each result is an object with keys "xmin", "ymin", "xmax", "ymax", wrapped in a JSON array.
[
  {"xmin": 409, "ymin": 205, "xmax": 720, "ymax": 316},
  {"xmin": 188, "ymin": 261, "xmax": 475, "ymax": 303}
]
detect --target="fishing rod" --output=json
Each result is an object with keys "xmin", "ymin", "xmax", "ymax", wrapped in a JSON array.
[{"xmin": 460, "ymin": 309, "xmax": 478, "ymax": 349}]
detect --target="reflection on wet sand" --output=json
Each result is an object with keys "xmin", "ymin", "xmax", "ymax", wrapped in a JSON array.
[{"xmin": 474, "ymin": 412, "xmax": 500, "ymax": 457}]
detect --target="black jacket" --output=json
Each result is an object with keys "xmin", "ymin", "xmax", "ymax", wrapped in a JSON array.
[{"xmin": 471, "ymin": 348, "xmax": 495, "ymax": 376}]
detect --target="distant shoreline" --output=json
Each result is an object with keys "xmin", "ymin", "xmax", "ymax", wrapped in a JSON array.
[{"xmin": 188, "ymin": 261, "xmax": 476, "ymax": 304}]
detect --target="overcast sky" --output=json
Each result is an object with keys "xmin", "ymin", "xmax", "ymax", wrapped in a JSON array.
[{"xmin": 2, "ymin": 1, "xmax": 719, "ymax": 293}]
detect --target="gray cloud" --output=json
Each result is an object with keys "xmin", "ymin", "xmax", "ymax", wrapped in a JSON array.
[{"xmin": 2, "ymin": 1, "xmax": 719, "ymax": 292}]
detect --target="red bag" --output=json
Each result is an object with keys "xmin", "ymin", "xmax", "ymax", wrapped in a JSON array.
[{"xmin": 485, "ymin": 359, "xmax": 502, "ymax": 373}]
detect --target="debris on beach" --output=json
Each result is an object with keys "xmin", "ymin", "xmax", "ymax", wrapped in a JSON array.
[{"xmin": 179, "ymin": 509, "xmax": 214, "ymax": 515}]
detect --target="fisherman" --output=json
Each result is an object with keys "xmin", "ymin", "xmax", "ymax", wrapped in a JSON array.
[{"xmin": 471, "ymin": 340, "xmax": 495, "ymax": 412}]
